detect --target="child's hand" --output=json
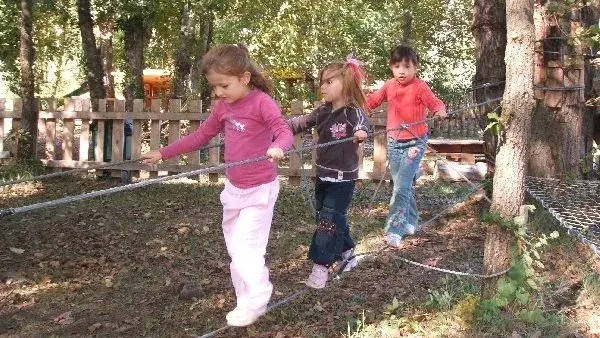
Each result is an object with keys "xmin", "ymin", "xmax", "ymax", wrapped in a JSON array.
[
  {"xmin": 354, "ymin": 130, "xmax": 368, "ymax": 143},
  {"xmin": 141, "ymin": 150, "xmax": 162, "ymax": 164},
  {"xmin": 266, "ymin": 147, "xmax": 284, "ymax": 162},
  {"xmin": 434, "ymin": 110, "xmax": 447, "ymax": 120}
]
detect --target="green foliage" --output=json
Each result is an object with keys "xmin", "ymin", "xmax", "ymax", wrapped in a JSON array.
[{"xmin": 476, "ymin": 209, "xmax": 561, "ymax": 328}]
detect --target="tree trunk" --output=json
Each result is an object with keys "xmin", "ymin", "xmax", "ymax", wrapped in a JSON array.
[
  {"xmin": 122, "ymin": 15, "xmax": 146, "ymax": 110},
  {"xmin": 528, "ymin": 5, "xmax": 594, "ymax": 179},
  {"xmin": 76, "ymin": 0, "xmax": 105, "ymax": 106},
  {"xmin": 99, "ymin": 20, "xmax": 116, "ymax": 98},
  {"xmin": 170, "ymin": 2, "xmax": 196, "ymax": 99},
  {"xmin": 17, "ymin": 0, "xmax": 37, "ymax": 160},
  {"xmin": 190, "ymin": 15, "xmax": 213, "ymax": 107},
  {"xmin": 472, "ymin": 0, "xmax": 507, "ymax": 169},
  {"xmin": 482, "ymin": 0, "xmax": 535, "ymax": 297}
]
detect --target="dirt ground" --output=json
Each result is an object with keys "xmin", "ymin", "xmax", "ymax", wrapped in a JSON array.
[{"xmin": 0, "ymin": 174, "xmax": 599, "ymax": 338}]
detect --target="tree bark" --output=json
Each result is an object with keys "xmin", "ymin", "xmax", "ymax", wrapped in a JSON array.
[
  {"xmin": 402, "ymin": 12, "xmax": 412, "ymax": 44},
  {"xmin": 170, "ymin": 2, "xmax": 195, "ymax": 99},
  {"xmin": 482, "ymin": 0, "xmax": 535, "ymax": 297},
  {"xmin": 472, "ymin": 0, "xmax": 507, "ymax": 169},
  {"xmin": 17, "ymin": 0, "xmax": 37, "ymax": 160},
  {"xmin": 76, "ymin": 0, "xmax": 106, "ymax": 106},
  {"xmin": 121, "ymin": 15, "xmax": 146, "ymax": 110}
]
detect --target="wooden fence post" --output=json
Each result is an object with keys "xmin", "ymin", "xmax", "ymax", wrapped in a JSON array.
[
  {"xmin": 149, "ymin": 99, "xmax": 162, "ymax": 178},
  {"xmin": 131, "ymin": 99, "xmax": 144, "ymax": 179},
  {"xmin": 288, "ymin": 100, "xmax": 304, "ymax": 185},
  {"xmin": 79, "ymin": 99, "xmax": 91, "ymax": 162},
  {"xmin": 111, "ymin": 99, "xmax": 125, "ymax": 177},
  {"xmin": 11, "ymin": 98, "xmax": 22, "ymax": 157},
  {"xmin": 95, "ymin": 99, "xmax": 106, "ymax": 170},
  {"xmin": 62, "ymin": 98, "xmax": 75, "ymax": 162},
  {"xmin": 168, "ymin": 99, "xmax": 182, "ymax": 175},
  {"xmin": 188, "ymin": 100, "xmax": 202, "ymax": 181}
]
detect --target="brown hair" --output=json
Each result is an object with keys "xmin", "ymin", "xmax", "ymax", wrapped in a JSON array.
[
  {"xmin": 201, "ymin": 44, "xmax": 272, "ymax": 94},
  {"xmin": 318, "ymin": 60, "xmax": 369, "ymax": 113}
]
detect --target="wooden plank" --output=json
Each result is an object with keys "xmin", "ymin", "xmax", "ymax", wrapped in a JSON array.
[
  {"xmin": 79, "ymin": 99, "xmax": 91, "ymax": 161},
  {"xmin": 131, "ymin": 99, "xmax": 144, "ymax": 177},
  {"xmin": 187, "ymin": 99, "xmax": 202, "ymax": 179},
  {"xmin": 45, "ymin": 100, "xmax": 57, "ymax": 160},
  {"xmin": 149, "ymin": 99, "xmax": 162, "ymax": 178},
  {"xmin": 288, "ymin": 100, "xmax": 304, "ymax": 185},
  {"xmin": 168, "ymin": 99, "xmax": 181, "ymax": 169},
  {"xmin": 373, "ymin": 125, "xmax": 387, "ymax": 174},
  {"xmin": 111, "ymin": 100, "xmax": 125, "ymax": 163},
  {"xmin": 433, "ymin": 161, "xmax": 487, "ymax": 182},
  {"xmin": 11, "ymin": 99, "xmax": 22, "ymax": 156},
  {"xmin": 95, "ymin": 99, "xmax": 106, "ymax": 164}
]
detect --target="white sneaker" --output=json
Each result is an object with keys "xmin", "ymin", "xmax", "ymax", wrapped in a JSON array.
[
  {"xmin": 405, "ymin": 224, "xmax": 417, "ymax": 235},
  {"xmin": 386, "ymin": 233, "xmax": 403, "ymax": 248},
  {"xmin": 305, "ymin": 264, "xmax": 328, "ymax": 289},
  {"xmin": 340, "ymin": 249, "xmax": 358, "ymax": 272},
  {"xmin": 226, "ymin": 306, "xmax": 267, "ymax": 327}
]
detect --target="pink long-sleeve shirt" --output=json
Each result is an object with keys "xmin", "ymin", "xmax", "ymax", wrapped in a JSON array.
[
  {"xmin": 367, "ymin": 78, "xmax": 445, "ymax": 140},
  {"xmin": 159, "ymin": 90, "xmax": 293, "ymax": 188}
]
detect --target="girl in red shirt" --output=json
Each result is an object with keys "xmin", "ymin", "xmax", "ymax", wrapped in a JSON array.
[{"xmin": 367, "ymin": 45, "xmax": 447, "ymax": 247}]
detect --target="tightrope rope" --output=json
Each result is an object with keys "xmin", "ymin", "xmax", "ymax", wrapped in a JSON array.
[{"xmin": 0, "ymin": 143, "xmax": 224, "ymax": 187}]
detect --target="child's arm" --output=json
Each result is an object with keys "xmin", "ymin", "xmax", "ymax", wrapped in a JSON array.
[
  {"xmin": 260, "ymin": 98, "xmax": 294, "ymax": 162},
  {"xmin": 419, "ymin": 83, "xmax": 447, "ymax": 119},
  {"xmin": 142, "ymin": 107, "xmax": 224, "ymax": 163},
  {"xmin": 366, "ymin": 81, "xmax": 389, "ymax": 112},
  {"xmin": 287, "ymin": 106, "xmax": 319, "ymax": 135},
  {"xmin": 348, "ymin": 107, "xmax": 371, "ymax": 143}
]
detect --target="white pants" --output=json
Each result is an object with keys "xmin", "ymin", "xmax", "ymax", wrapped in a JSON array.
[{"xmin": 220, "ymin": 179, "xmax": 279, "ymax": 310}]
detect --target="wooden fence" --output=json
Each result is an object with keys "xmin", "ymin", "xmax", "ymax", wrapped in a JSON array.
[{"xmin": 0, "ymin": 97, "xmax": 484, "ymax": 182}]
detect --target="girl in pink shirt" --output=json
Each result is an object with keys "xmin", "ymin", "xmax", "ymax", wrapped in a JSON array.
[{"xmin": 142, "ymin": 44, "xmax": 293, "ymax": 327}]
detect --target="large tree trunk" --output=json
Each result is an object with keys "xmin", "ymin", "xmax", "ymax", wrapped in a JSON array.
[
  {"xmin": 17, "ymin": 0, "xmax": 37, "ymax": 160},
  {"xmin": 402, "ymin": 12, "xmax": 412, "ymax": 44},
  {"xmin": 76, "ymin": 0, "xmax": 105, "ymax": 106},
  {"xmin": 528, "ymin": 5, "xmax": 594, "ymax": 179},
  {"xmin": 121, "ymin": 15, "xmax": 146, "ymax": 110},
  {"xmin": 472, "ymin": 0, "xmax": 507, "ymax": 169},
  {"xmin": 170, "ymin": 2, "xmax": 196, "ymax": 99},
  {"xmin": 482, "ymin": 0, "xmax": 535, "ymax": 297}
]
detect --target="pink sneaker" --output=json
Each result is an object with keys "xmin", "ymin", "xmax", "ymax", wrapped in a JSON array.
[
  {"xmin": 305, "ymin": 264, "xmax": 328, "ymax": 289},
  {"xmin": 226, "ymin": 306, "xmax": 267, "ymax": 327}
]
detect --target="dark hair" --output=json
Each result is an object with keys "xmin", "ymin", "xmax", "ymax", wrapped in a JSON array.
[
  {"xmin": 318, "ymin": 60, "xmax": 368, "ymax": 113},
  {"xmin": 201, "ymin": 44, "xmax": 272, "ymax": 94},
  {"xmin": 389, "ymin": 44, "xmax": 420, "ymax": 66}
]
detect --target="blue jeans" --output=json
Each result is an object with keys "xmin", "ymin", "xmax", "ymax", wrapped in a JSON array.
[
  {"xmin": 308, "ymin": 178, "xmax": 355, "ymax": 266},
  {"xmin": 385, "ymin": 137, "xmax": 427, "ymax": 236}
]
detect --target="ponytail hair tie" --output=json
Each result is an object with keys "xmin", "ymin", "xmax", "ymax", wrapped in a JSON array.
[{"xmin": 346, "ymin": 53, "xmax": 366, "ymax": 84}]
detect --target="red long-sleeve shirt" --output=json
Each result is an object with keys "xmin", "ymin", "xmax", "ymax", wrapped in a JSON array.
[{"xmin": 367, "ymin": 78, "xmax": 445, "ymax": 140}]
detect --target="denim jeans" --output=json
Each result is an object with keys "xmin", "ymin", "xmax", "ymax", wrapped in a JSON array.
[
  {"xmin": 385, "ymin": 136, "xmax": 427, "ymax": 236},
  {"xmin": 308, "ymin": 178, "xmax": 355, "ymax": 266}
]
